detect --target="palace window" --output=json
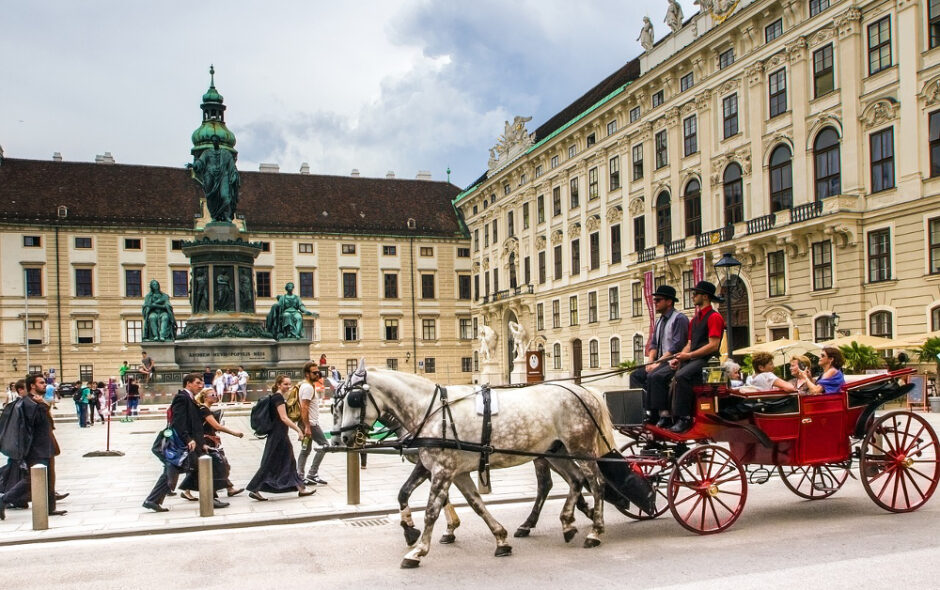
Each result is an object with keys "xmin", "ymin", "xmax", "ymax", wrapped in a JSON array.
[
  {"xmin": 607, "ymin": 120, "xmax": 618, "ymax": 136},
  {"xmin": 868, "ymin": 229, "xmax": 891, "ymax": 283},
  {"xmin": 609, "ymin": 286, "xmax": 620, "ymax": 320},
  {"xmin": 633, "ymin": 216, "xmax": 646, "ymax": 252},
  {"xmin": 343, "ymin": 319, "xmax": 358, "ymax": 341},
  {"xmin": 256, "ymin": 271, "xmax": 271, "ymax": 298},
  {"xmin": 813, "ymin": 44, "xmax": 834, "ymax": 97},
  {"xmin": 765, "ymin": 18, "xmax": 783, "ymax": 43},
  {"xmin": 384, "ymin": 319, "xmax": 399, "ymax": 341},
  {"xmin": 683, "ymin": 115, "xmax": 697, "ymax": 156},
  {"xmin": 609, "ymin": 156, "xmax": 620, "ymax": 191},
  {"xmin": 569, "ymin": 295, "xmax": 579, "ymax": 326},
  {"xmin": 814, "ymin": 127, "xmax": 841, "ymax": 199},
  {"xmin": 536, "ymin": 303, "xmax": 544, "ymax": 331},
  {"xmin": 552, "ymin": 299, "xmax": 561, "ymax": 328},
  {"xmin": 632, "ymin": 143, "xmax": 644, "ymax": 180},
  {"xmin": 383, "ymin": 273, "xmax": 398, "ymax": 299},
  {"xmin": 870, "ymin": 311, "xmax": 893, "ymax": 339},
  {"xmin": 655, "ymin": 130, "xmax": 668, "ymax": 169},
  {"xmin": 125, "ymin": 320, "xmax": 142, "ymax": 344},
  {"xmin": 553, "ymin": 187, "xmax": 562, "ymax": 216},
  {"xmin": 553, "ymin": 343, "xmax": 562, "ymax": 370},
  {"xmin": 652, "ymin": 90, "xmax": 664, "ymax": 108},
  {"xmin": 680, "ymin": 72, "xmax": 694, "ymax": 92},
  {"xmin": 571, "ymin": 239, "xmax": 581, "ymax": 275},
  {"xmin": 870, "ymin": 127, "xmax": 895, "ymax": 193},
  {"xmin": 723, "ymin": 94, "xmax": 738, "ymax": 139},
  {"xmin": 589, "ymin": 167, "xmax": 599, "ymax": 199},
  {"xmin": 23, "ymin": 235, "xmax": 41, "ymax": 247},
  {"xmin": 569, "ymin": 178, "xmax": 579, "ymax": 208},
  {"xmin": 812, "ymin": 240, "xmax": 833, "ymax": 290},
  {"xmin": 931, "ymin": 0, "xmax": 940, "ymax": 49},
  {"xmin": 589, "ymin": 340, "xmax": 599, "ymax": 368},
  {"xmin": 538, "ymin": 251, "xmax": 546, "ymax": 284},
  {"xmin": 768, "ymin": 68, "xmax": 787, "ymax": 118},
  {"xmin": 610, "ymin": 337, "xmax": 621, "ymax": 367},
  {"xmin": 930, "ymin": 217, "xmax": 940, "ymax": 275},
  {"xmin": 769, "ymin": 145, "xmax": 793, "ymax": 212},
  {"xmin": 815, "ymin": 316, "xmax": 834, "ymax": 342},
  {"xmin": 632, "ymin": 283, "xmax": 643, "ymax": 317},
  {"xmin": 767, "ymin": 251, "xmax": 786, "ymax": 297},
  {"xmin": 610, "ymin": 225, "xmax": 622, "ymax": 265},
  {"xmin": 298, "ymin": 243, "xmax": 314, "ymax": 254},
  {"xmin": 719, "ymin": 48, "xmax": 734, "ymax": 69},
  {"xmin": 588, "ymin": 292, "xmax": 598, "ymax": 323},
  {"xmin": 553, "ymin": 245, "xmax": 563, "ymax": 280},
  {"xmin": 25, "ymin": 267, "xmax": 42, "ymax": 297},
  {"xmin": 723, "ymin": 164, "xmax": 744, "ymax": 225},
  {"xmin": 684, "ymin": 179, "xmax": 702, "ymax": 237},
  {"xmin": 299, "ymin": 271, "xmax": 314, "ymax": 298},
  {"xmin": 868, "ymin": 17, "xmax": 892, "ymax": 76},
  {"xmin": 810, "ymin": 0, "xmax": 829, "ymax": 17},
  {"xmin": 75, "ymin": 237, "xmax": 92, "ymax": 249},
  {"xmin": 589, "ymin": 232, "xmax": 600, "ymax": 270},
  {"xmin": 343, "ymin": 272, "xmax": 357, "ymax": 298},
  {"xmin": 458, "ymin": 275, "xmax": 471, "ymax": 300},
  {"xmin": 422, "ymin": 319, "xmax": 436, "ymax": 341},
  {"xmin": 77, "ymin": 320, "xmax": 94, "ymax": 344},
  {"xmin": 537, "ymin": 195, "xmax": 545, "ymax": 223},
  {"xmin": 75, "ymin": 268, "xmax": 93, "ymax": 297},
  {"xmin": 633, "ymin": 334, "xmax": 644, "ymax": 363},
  {"xmin": 172, "ymin": 269, "xmax": 189, "ymax": 298},
  {"xmin": 630, "ymin": 106, "xmax": 641, "ymax": 122},
  {"xmin": 655, "ymin": 191, "xmax": 672, "ymax": 246},
  {"xmin": 124, "ymin": 238, "xmax": 141, "ymax": 250}
]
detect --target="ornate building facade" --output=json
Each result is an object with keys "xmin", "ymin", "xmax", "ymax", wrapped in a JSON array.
[
  {"xmin": 457, "ymin": 0, "xmax": 940, "ymax": 382},
  {"xmin": 0, "ymin": 77, "xmax": 472, "ymax": 386}
]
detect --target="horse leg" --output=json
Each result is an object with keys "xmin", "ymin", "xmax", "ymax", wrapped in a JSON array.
[
  {"xmin": 439, "ymin": 502, "xmax": 461, "ymax": 544},
  {"xmin": 547, "ymin": 456, "xmax": 595, "ymax": 521},
  {"xmin": 401, "ymin": 474, "xmax": 452, "ymax": 569},
  {"xmin": 514, "ymin": 457, "xmax": 553, "ymax": 537},
  {"xmin": 452, "ymin": 472, "xmax": 512, "ymax": 557},
  {"xmin": 576, "ymin": 459, "xmax": 606, "ymax": 549},
  {"xmin": 558, "ymin": 474, "xmax": 581, "ymax": 543},
  {"xmin": 398, "ymin": 461, "xmax": 430, "ymax": 546}
]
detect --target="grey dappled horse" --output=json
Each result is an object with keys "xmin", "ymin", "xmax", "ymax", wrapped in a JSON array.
[
  {"xmin": 338, "ymin": 365, "xmax": 614, "ymax": 568},
  {"xmin": 330, "ymin": 382, "xmax": 593, "ymax": 546}
]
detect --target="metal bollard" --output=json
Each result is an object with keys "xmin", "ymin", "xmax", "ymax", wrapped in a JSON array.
[
  {"xmin": 30, "ymin": 464, "xmax": 49, "ymax": 530},
  {"xmin": 346, "ymin": 450, "xmax": 360, "ymax": 505},
  {"xmin": 198, "ymin": 455, "xmax": 214, "ymax": 517}
]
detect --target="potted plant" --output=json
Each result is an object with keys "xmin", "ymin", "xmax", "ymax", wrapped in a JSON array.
[{"xmin": 838, "ymin": 342, "xmax": 884, "ymax": 374}]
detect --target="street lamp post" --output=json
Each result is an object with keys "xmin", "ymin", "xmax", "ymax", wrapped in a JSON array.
[{"xmin": 714, "ymin": 252, "xmax": 742, "ymax": 358}]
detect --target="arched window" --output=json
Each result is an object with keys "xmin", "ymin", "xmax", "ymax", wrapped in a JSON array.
[
  {"xmin": 932, "ymin": 305, "xmax": 940, "ymax": 331},
  {"xmin": 553, "ymin": 342, "xmax": 562, "ymax": 370},
  {"xmin": 723, "ymin": 163, "xmax": 744, "ymax": 225},
  {"xmin": 589, "ymin": 339, "xmax": 599, "ymax": 368},
  {"xmin": 633, "ymin": 334, "xmax": 644, "ymax": 364},
  {"xmin": 814, "ymin": 316, "xmax": 834, "ymax": 342},
  {"xmin": 768, "ymin": 145, "xmax": 793, "ymax": 212},
  {"xmin": 869, "ymin": 310, "xmax": 893, "ymax": 339},
  {"xmin": 814, "ymin": 127, "xmax": 841, "ymax": 199},
  {"xmin": 684, "ymin": 179, "xmax": 701, "ymax": 237},
  {"xmin": 610, "ymin": 337, "xmax": 621, "ymax": 367},
  {"xmin": 655, "ymin": 190, "xmax": 672, "ymax": 245}
]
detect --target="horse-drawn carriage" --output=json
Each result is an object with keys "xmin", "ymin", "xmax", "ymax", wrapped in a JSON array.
[{"xmin": 608, "ymin": 367, "xmax": 940, "ymax": 534}]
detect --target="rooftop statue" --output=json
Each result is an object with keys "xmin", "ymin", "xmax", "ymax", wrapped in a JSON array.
[
  {"xmin": 665, "ymin": 0, "xmax": 684, "ymax": 33},
  {"xmin": 142, "ymin": 280, "xmax": 177, "ymax": 342},
  {"xmin": 189, "ymin": 135, "xmax": 240, "ymax": 222},
  {"xmin": 638, "ymin": 16, "xmax": 654, "ymax": 51}
]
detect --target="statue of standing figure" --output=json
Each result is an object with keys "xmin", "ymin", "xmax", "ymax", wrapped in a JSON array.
[
  {"xmin": 665, "ymin": 0, "xmax": 684, "ymax": 33},
  {"xmin": 638, "ymin": 16, "xmax": 655, "ymax": 51},
  {"xmin": 190, "ymin": 135, "xmax": 240, "ymax": 222},
  {"xmin": 267, "ymin": 282, "xmax": 313, "ymax": 340},
  {"xmin": 479, "ymin": 325, "xmax": 497, "ymax": 362},
  {"xmin": 142, "ymin": 280, "xmax": 177, "ymax": 342},
  {"xmin": 508, "ymin": 321, "xmax": 528, "ymax": 362}
]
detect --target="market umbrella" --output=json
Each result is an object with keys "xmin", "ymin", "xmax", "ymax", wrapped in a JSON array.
[
  {"xmin": 819, "ymin": 333, "xmax": 896, "ymax": 350},
  {"xmin": 736, "ymin": 338, "xmax": 822, "ymax": 364},
  {"xmin": 883, "ymin": 330, "xmax": 940, "ymax": 350}
]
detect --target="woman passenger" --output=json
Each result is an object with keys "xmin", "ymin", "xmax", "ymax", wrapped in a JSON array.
[
  {"xmin": 787, "ymin": 355, "xmax": 812, "ymax": 393},
  {"xmin": 799, "ymin": 347, "xmax": 845, "ymax": 395}
]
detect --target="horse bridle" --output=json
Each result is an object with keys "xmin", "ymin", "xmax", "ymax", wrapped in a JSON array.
[{"xmin": 331, "ymin": 371, "xmax": 381, "ymax": 446}]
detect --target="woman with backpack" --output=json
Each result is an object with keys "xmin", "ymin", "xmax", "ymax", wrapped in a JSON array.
[{"xmin": 246, "ymin": 375, "xmax": 316, "ymax": 501}]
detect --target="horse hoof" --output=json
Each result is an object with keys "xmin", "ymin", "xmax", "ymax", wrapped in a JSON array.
[
  {"xmin": 400, "ymin": 558, "xmax": 421, "ymax": 569},
  {"xmin": 563, "ymin": 529, "xmax": 577, "ymax": 543},
  {"xmin": 583, "ymin": 537, "xmax": 601, "ymax": 549},
  {"xmin": 494, "ymin": 545, "xmax": 513, "ymax": 557},
  {"xmin": 513, "ymin": 528, "xmax": 530, "ymax": 538},
  {"xmin": 403, "ymin": 527, "xmax": 420, "ymax": 546},
  {"xmin": 439, "ymin": 534, "xmax": 456, "ymax": 545}
]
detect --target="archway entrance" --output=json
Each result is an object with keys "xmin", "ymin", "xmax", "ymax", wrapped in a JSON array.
[
  {"xmin": 722, "ymin": 275, "xmax": 751, "ymax": 354},
  {"xmin": 571, "ymin": 339, "xmax": 583, "ymax": 383}
]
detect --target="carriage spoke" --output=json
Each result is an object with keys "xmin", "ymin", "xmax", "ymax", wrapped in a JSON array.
[
  {"xmin": 681, "ymin": 494, "xmax": 705, "ymax": 523},
  {"xmin": 900, "ymin": 467, "xmax": 926, "ymax": 502},
  {"xmin": 899, "ymin": 424, "xmax": 927, "ymax": 456},
  {"xmin": 792, "ymin": 468, "xmax": 811, "ymax": 491}
]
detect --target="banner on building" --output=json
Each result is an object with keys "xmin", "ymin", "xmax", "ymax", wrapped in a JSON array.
[{"xmin": 692, "ymin": 256, "xmax": 705, "ymax": 285}]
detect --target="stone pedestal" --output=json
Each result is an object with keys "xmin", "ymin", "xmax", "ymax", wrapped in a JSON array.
[
  {"xmin": 510, "ymin": 357, "xmax": 527, "ymax": 385},
  {"xmin": 478, "ymin": 360, "xmax": 503, "ymax": 386}
]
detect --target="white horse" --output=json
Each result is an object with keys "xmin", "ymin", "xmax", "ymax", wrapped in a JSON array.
[{"xmin": 339, "ymin": 366, "xmax": 615, "ymax": 568}]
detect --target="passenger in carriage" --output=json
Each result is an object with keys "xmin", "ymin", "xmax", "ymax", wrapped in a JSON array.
[
  {"xmin": 629, "ymin": 285, "xmax": 689, "ymax": 426},
  {"xmin": 787, "ymin": 355, "xmax": 813, "ymax": 393},
  {"xmin": 667, "ymin": 281, "xmax": 726, "ymax": 433},
  {"xmin": 799, "ymin": 347, "xmax": 845, "ymax": 395},
  {"xmin": 746, "ymin": 352, "xmax": 797, "ymax": 392}
]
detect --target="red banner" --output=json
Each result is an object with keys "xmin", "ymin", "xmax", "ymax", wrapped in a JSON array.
[
  {"xmin": 644, "ymin": 271, "xmax": 654, "ymax": 353},
  {"xmin": 692, "ymin": 256, "xmax": 705, "ymax": 285}
]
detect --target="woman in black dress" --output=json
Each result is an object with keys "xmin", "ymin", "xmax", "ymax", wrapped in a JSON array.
[
  {"xmin": 247, "ymin": 375, "xmax": 316, "ymax": 500},
  {"xmin": 179, "ymin": 388, "xmax": 246, "ymax": 506}
]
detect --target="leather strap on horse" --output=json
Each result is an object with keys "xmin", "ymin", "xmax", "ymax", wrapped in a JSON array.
[
  {"xmin": 478, "ymin": 386, "xmax": 493, "ymax": 488},
  {"xmin": 549, "ymin": 383, "xmax": 615, "ymax": 454}
]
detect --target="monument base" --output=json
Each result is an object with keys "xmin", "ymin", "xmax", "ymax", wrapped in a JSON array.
[
  {"xmin": 478, "ymin": 361, "xmax": 503, "ymax": 386},
  {"xmin": 509, "ymin": 358, "xmax": 527, "ymax": 385}
]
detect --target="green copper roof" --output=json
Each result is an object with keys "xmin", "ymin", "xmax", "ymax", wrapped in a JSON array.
[{"xmin": 192, "ymin": 65, "xmax": 237, "ymax": 155}]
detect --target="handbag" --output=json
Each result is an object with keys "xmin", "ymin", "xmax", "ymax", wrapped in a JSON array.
[{"xmin": 160, "ymin": 427, "xmax": 190, "ymax": 468}]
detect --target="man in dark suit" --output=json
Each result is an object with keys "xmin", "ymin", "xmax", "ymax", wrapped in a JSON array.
[
  {"xmin": 143, "ymin": 373, "xmax": 206, "ymax": 512},
  {"xmin": 0, "ymin": 374, "xmax": 65, "ymax": 520}
]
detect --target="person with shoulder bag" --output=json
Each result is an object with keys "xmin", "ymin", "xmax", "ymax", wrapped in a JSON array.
[
  {"xmin": 143, "ymin": 373, "xmax": 206, "ymax": 512},
  {"xmin": 178, "ymin": 388, "xmax": 245, "ymax": 506}
]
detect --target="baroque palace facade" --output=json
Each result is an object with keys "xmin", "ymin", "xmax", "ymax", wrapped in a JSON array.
[
  {"xmin": 0, "ymin": 80, "xmax": 473, "ymax": 386},
  {"xmin": 457, "ymin": 0, "xmax": 940, "ymax": 383}
]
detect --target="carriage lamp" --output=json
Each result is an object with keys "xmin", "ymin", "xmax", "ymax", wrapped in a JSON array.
[
  {"xmin": 405, "ymin": 352, "xmax": 411, "ymax": 363},
  {"xmin": 714, "ymin": 252, "xmax": 742, "ymax": 358},
  {"xmin": 11, "ymin": 358, "xmax": 18, "ymax": 371}
]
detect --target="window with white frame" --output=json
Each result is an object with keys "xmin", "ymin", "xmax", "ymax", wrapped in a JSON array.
[
  {"xmin": 869, "ymin": 310, "xmax": 893, "ymax": 339},
  {"xmin": 812, "ymin": 240, "xmax": 833, "ymax": 290},
  {"xmin": 589, "ymin": 340, "xmax": 599, "ymax": 368},
  {"xmin": 633, "ymin": 334, "xmax": 644, "ymax": 363},
  {"xmin": 868, "ymin": 228, "xmax": 891, "ymax": 283},
  {"xmin": 609, "ymin": 286, "xmax": 620, "ymax": 320},
  {"xmin": 553, "ymin": 343, "xmax": 562, "ymax": 369},
  {"xmin": 77, "ymin": 319, "xmax": 94, "ymax": 344},
  {"xmin": 126, "ymin": 320, "xmax": 142, "ymax": 344},
  {"xmin": 610, "ymin": 337, "xmax": 621, "ymax": 367},
  {"xmin": 588, "ymin": 292, "xmax": 598, "ymax": 323}
]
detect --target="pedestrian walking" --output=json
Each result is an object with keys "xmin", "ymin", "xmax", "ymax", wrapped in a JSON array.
[
  {"xmin": 297, "ymin": 361, "xmax": 328, "ymax": 486},
  {"xmin": 246, "ymin": 375, "xmax": 316, "ymax": 501},
  {"xmin": 125, "ymin": 377, "xmax": 140, "ymax": 418},
  {"xmin": 178, "ymin": 388, "xmax": 245, "ymax": 504},
  {"xmin": 92, "ymin": 382, "xmax": 107, "ymax": 423},
  {"xmin": 143, "ymin": 373, "xmax": 205, "ymax": 513},
  {"xmin": 119, "ymin": 361, "xmax": 130, "ymax": 387},
  {"xmin": 107, "ymin": 378, "xmax": 118, "ymax": 413},
  {"xmin": 236, "ymin": 366, "xmax": 249, "ymax": 403},
  {"xmin": 75, "ymin": 380, "xmax": 89, "ymax": 428}
]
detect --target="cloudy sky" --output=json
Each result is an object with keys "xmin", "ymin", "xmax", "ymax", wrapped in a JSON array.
[{"xmin": 0, "ymin": 0, "xmax": 698, "ymax": 188}]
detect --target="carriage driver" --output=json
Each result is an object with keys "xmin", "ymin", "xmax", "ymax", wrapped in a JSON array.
[
  {"xmin": 629, "ymin": 285, "xmax": 689, "ymax": 427},
  {"xmin": 667, "ymin": 281, "xmax": 726, "ymax": 433}
]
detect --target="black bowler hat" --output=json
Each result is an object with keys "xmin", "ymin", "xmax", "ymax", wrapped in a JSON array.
[
  {"xmin": 651, "ymin": 285, "xmax": 679, "ymax": 302},
  {"xmin": 690, "ymin": 280, "xmax": 724, "ymax": 303}
]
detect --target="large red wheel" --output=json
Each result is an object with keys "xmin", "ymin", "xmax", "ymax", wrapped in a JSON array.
[
  {"xmin": 860, "ymin": 411, "xmax": 940, "ymax": 513},
  {"xmin": 616, "ymin": 441, "xmax": 670, "ymax": 520},
  {"xmin": 667, "ymin": 444, "xmax": 747, "ymax": 534},
  {"xmin": 777, "ymin": 463, "xmax": 849, "ymax": 500}
]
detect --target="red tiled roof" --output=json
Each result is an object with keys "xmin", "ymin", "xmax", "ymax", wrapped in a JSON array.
[{"xmin": 0, "ymin": 158, "xmax": 465, "ymax": 237}]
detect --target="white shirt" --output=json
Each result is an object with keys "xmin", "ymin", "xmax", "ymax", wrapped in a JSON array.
[
  {"xmin": 237, "ymin": 370, "xmax": 248, "ymax": 387},
  {"xmin": 299, "ymin": 382, "xmax": 319, "ymax": 426},
  {"xmin": 213, "ymin": 376, "xmax": 225, "ymax": 395},
  {"xmin": 747, "ymin": 371, "xmax": 780, "ymax": 391}
]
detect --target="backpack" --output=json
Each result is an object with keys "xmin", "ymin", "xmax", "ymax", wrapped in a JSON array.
[
  {"xmin": 250, "ymin": 394, "xmax": 276, "ymax": 436},
  {"xmin": 72, "ymin": 386, "xmax": 84, "ymax": 402},
  {"xmin": 285, "ymin": 384, "xmax": 302, "ymax": 423},
  {"xmin": 0, "ymin": 399, "xmax": 33, "ymax": 460}
]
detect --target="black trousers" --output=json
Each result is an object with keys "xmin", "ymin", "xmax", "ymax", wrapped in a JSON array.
[
  {"xmin": 630, "ymin": 363, "xmax": 676, "ymax": 413},
  {"xmin": 3, "ymin": 458, "xmax": 55, "ymax": 512},
  {"xmin": 145, "ymin": 460, "xmax": 188, "ymax": 505},
  {"xmin": 671, "ymin": 358, "xmax": 708, "ymax": 418}
]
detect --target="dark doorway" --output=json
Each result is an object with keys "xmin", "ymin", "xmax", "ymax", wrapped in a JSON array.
[
  {"xmin": 721, "ymin": 275, "xmax": 751, "ymax": 353},
  {"xmin": 571, "ymin": 339, "xmax": 583, "ymax": 384}
]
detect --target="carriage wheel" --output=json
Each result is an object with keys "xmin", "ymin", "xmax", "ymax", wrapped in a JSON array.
[
  {"xmin": 615, "ymin": 441, "xmax": 670, "ymax": 520},
  {"xmin": 860, "ymin": 411, "xmax": 940, "ymax": 513},
  {"xmin": 667, "ymin": 444, "xmax": 747, "ymax": 534},
  {"xmin": 777, "ymin": 463, "xmax": 850, "ymax": 500}
]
